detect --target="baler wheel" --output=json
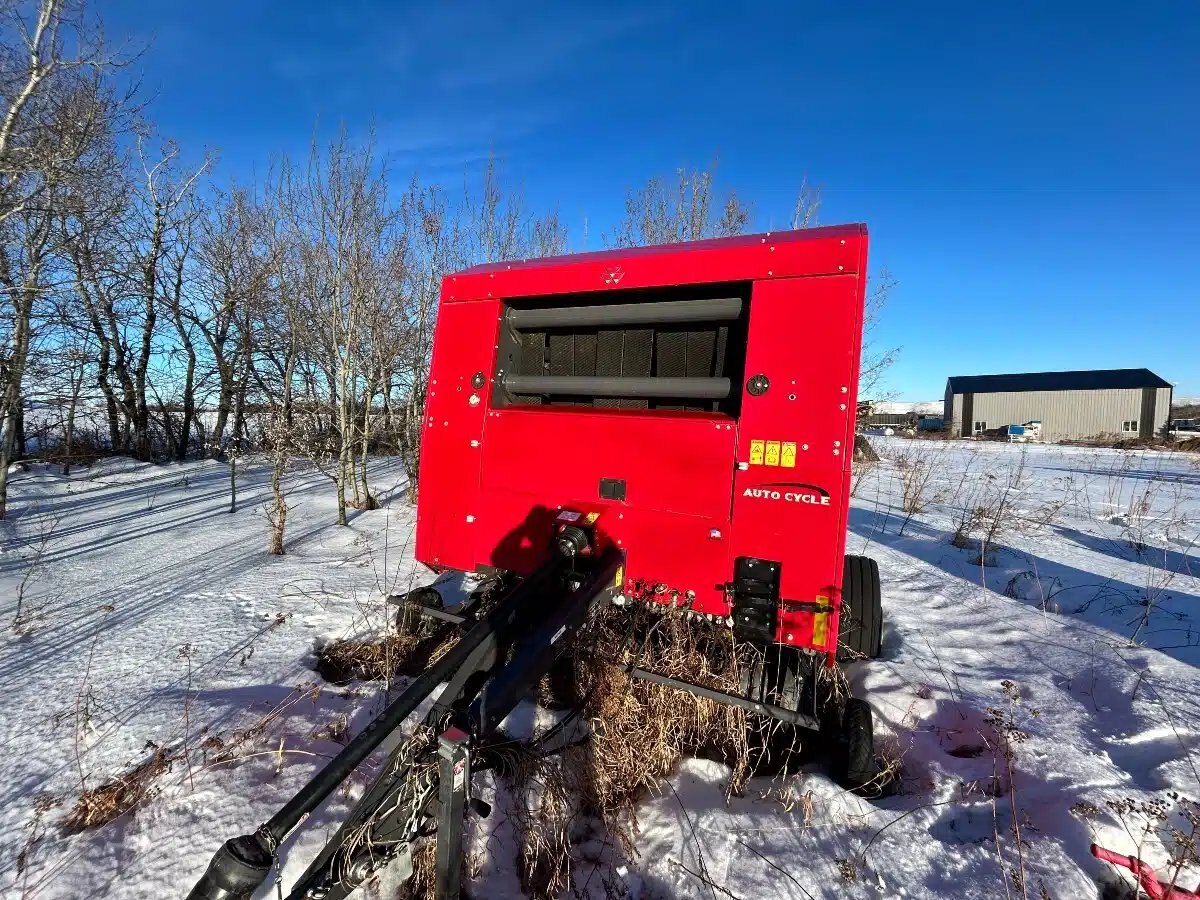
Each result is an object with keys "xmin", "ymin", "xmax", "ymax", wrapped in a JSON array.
[
  {"xmin": 840, "ymin": 698, "xmax": 877, "ymax": 792},
  {"xmin": 837, "ymin": 555, "xmax": 883, "ymax": 661}
]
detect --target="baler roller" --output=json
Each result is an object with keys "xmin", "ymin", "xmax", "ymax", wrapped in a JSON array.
[
  {"xmin": 505, "ymin": 295, "xmax": 742, "ymax": 329},
  {"xmin": 501, "ymin": 374, "xmax": 731, "ymax": 400}
]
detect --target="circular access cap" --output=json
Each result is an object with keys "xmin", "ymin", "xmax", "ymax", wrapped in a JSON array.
[
  {"xmin": 471, "ymin": 371, "xmax": 486, "ymax": 389},
  {"xmin": 746, "ymin": 374, "xmax": 770, "ymax": 396}
]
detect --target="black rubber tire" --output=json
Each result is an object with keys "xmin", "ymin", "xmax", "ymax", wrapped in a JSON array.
[
  {"xmin": 840, "ymin": 698, "xmax": 876, "ymax": 791},
  {"xmin": 837, "ymin": 555, "xmax": 883, "ymax": 661}
]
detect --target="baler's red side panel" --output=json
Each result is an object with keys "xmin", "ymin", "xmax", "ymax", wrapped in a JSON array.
[
  {"xmin": 730, "ymin": 273, "xmax": 865, "ymax": 656},
  {"xmin": 414, "ymin": 299, "xmax": 500, "ymax": 571}
]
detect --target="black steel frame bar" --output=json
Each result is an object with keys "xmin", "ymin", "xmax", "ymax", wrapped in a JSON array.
[{"xmin": 626, "ymin": 666, "xmax": 822, "ymax": 732}]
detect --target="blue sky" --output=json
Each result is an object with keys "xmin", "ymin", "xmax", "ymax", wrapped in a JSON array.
[{"xmin": 106, "ymin": 1, "xmax": 1199, "ymax": 399}]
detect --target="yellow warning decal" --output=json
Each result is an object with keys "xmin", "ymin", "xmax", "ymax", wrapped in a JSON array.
[
  {"xmin": 749, "ymin": 440, "xmax": 765, "ymax": 465},
  {"xmin": 585, "ymin": 511, "xmax": 600, "ymax": 524},
  {"xmin": 614, "ymin": 564, "xmax": 624, "ymax": 588},
  {"xmin": 812, "ymin": 596, "xmax": 830, "ymax": 645},
  {"xmin": 765, "ymin": 441, "xmax": 781, "ymax": 466},
  {"xmin": 781, "ymin": 442, "xmax": 797, "ymax": 468}
]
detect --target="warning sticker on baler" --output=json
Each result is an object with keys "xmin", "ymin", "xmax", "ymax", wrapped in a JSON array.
[
  {"xmin": 812, "ymin": 596, "xmax": 830, "ymax": 645},
  {"xmin": 765, "ymin": 441, "xmax": 781, "ymax": 466},
  {"xmin": 749, "ymin": 440, "xmax": 765, "ymax": 465},
  {"xmin": 781, "ymin": 442, "xmax": 797, "ymax": 468}
]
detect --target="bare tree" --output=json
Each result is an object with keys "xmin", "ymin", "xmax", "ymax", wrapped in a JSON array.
[
  {"xmin": 0, "ymin": 173, "xmax": 55, "ymax": 515},
  {"xmin": 609, "ymin": 161, "xmax": 750, "ymax": 247},
  {"xmin": 0, "ymin": 37, "xmax": 126, "ymax": 515},
  {"xmin": 124, "ymin": 137, "xmax": 210, "ymax": 460},
  {"xmin": 857, "ymin": 268, "xmax": 899, "ymax": 401},
  {"xmin": 160, "ymin": 200, "xmax": 199, "ymax": 459},
  {"xmin": 391, "ymin": 180, "xmax": 457, "ymax": 494},
  {"xmin": 0, "ymin": 0, "xmax": 121, "ymax": 225},
  {"xmin": 391, "ymin": 164, "xmax": 567, "ymax": 497},
  {"xmin": 612, "ymin": 164, "xmax": 898, "ymax": 399},
  {"xmin": 188, "ymin": 185, "xmax": 272, "ymax": 458},
  {"xmin": 791, "ymin": 176, "xmax": 822, "ymax": 229},
  {"xmin": 273, "ymin": 131, "xmax": 397, "ymax": 524}
]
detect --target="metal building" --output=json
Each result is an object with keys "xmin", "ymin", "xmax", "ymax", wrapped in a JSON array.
[{"xmin": 943, "ymin": 369, "xmax": 1173, "ymax": 441}]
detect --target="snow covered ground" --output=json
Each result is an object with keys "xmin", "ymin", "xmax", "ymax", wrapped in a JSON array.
[{"xmin": 1, "ymin": 439, "xmax": 1198, "ymax": 899}]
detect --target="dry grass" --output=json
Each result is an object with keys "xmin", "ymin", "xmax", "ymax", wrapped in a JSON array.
[
  {"xmin": 893, "ymin": 444, "xmax": 948, "ymax": 535},
  {"xmin": 501, "ymin": 602, "xmax": 811, "ymax": 897},
  {"xmin": 62, "ymin": 748, "xmax": 174, "ymax": 833},
  {"xmin": 316, "ymin": 626, "xmax": 455, "ymax": 684},
  {"xmin": 401, "ymin": 838, "xmax": 437, "ymax": 898}
]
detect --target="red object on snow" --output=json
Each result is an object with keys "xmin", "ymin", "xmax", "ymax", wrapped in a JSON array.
[
  {"xmin": 415, "ymin": 226, "xmax": 870, "ymax": 663},
  {"xmin": 1091, "ymin": 843, "xmax": 1200, "ymax": 899}
]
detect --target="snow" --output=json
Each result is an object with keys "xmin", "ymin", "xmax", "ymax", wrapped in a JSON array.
[{"xmin": 1, "ymin": 440, "xmax": 1198, "ymax": 899}]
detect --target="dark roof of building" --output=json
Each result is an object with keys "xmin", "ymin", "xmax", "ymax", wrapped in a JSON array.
[{"xmin": 946, "ymin": 368, "xmax": 1172, "ymax": 395}]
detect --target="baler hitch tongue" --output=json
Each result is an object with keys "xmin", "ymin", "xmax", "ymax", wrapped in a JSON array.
[
  {"xmin": 186, "ymin": 542, "xmax": 622, "ymax": 900},
  {"xmin": 186, "ymin": 832, "xmax": 274, "ymax": 900}
]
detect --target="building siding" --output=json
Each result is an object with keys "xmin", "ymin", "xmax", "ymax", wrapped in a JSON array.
[
  {"xmin": 1156, "ymin": 386, "xmax": 1173, "ymax": 435},
  {"xmin": 957, "ymin": 387, "xmax": 1167, "ymax": 441}
]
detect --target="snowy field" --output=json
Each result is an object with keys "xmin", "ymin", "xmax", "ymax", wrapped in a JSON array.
[{"xmin": 1, "ymin": 438, "xmax": 1198, "ymax": 899}]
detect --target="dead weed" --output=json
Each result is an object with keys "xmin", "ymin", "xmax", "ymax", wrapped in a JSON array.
[
  {"xmin": 62, "ymin": 747, "xmax": 175, "ymax": 833},
  {"xmin": 316, "ymin": 627, "xmax": 455, "ymax": 684}
]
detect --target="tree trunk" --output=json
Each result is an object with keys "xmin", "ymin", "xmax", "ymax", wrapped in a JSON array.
[
  {"xmin": 335, "ymin": 458, "xmax": 348, "ymax": 525},
  {"xmin": 0, "ymin": 409, "xmax": 17, "ymax": 520},
  {"xmin": 13, "ymin": 404, "xmax": 24, "ymax": 462},
  {"xmin": 98, "ymin": 341, "xmax": 121, "ymax": 452},
  {"xmin": 357, "ymin": 379, "xmax": 377, "ymax": 510},
  {"xmin": 269, "ymin": 456, "xmax": 286, "ymax": 554},
  {"xmin": 178, "ymin": 350, "xmax": 196, "ymax": 461},
  {"xmin": 73, "ymin": 263, "xmax": 122, "ymax": 451},
  {"xmin": 63, "ymin": 366, "xmax": 82, "ymax": 476},
  {"xmin": 169, "ymin": 258, "xmax": 198, "ymax": 462},
  {"xmin": 228, "ymin": 447, "xmax": 237, "ymax": 514},
  {"xmin": 209, "ymin": 368, "xmax": 233, "ymax": 458},
  {"xmin": 160, "ymin": 405, "xmax": 178, "ymax": 460},
  {"xmin": 0, "ymin": 283, "xmax": 35, "ymax": 519},
  {"xmin": 132, "ymin": 215, "xmax": 165, "ymax": 462},
  {"xmin": 268, "ymin": 346, "xmax": 298, "ymax": 554},
  {"xmin": 191, "ymin": 410, "xmax": 206, "ymax": 455}
]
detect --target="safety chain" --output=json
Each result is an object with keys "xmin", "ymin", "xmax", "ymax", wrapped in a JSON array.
[{"xmin": 256, "ymin": 825, "xmax": 284, "ymax": 900}]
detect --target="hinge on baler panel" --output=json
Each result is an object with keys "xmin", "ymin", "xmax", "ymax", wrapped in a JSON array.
[{"xmin": 731, "ymin": 556, "xmax": 780, "ymax": 645}]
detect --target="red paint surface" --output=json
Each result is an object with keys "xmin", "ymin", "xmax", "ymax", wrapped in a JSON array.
[{"xmin": 417, "ymin": 225, "xmax": 868, "ymax": 661}]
